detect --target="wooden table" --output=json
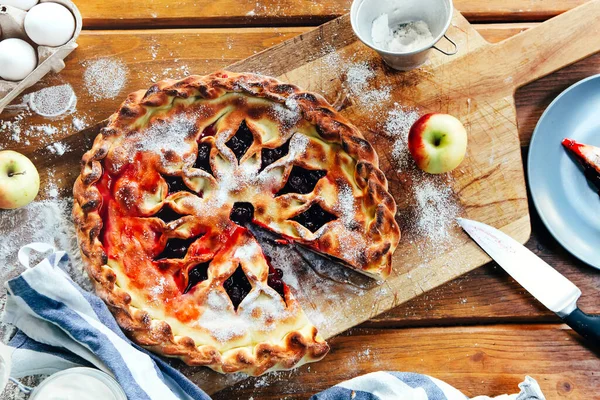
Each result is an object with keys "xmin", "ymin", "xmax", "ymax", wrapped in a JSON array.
[{"xmin": 1, "ymin": 1, "xmax": 599, "ymax": 398}]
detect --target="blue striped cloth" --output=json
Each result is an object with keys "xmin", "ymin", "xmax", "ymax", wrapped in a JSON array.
[
  {"xmin": 2, "ymin": 243, "xmax": 210, "ymax": 400},
  {"xmin": 1, "ymin": 243, "xmax": 545, "ymax": 400},
  {"xmin": 310, "ymin": 372, "xmax": 545, "ymax": 400}
]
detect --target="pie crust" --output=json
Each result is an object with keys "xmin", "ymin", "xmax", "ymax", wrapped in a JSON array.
[
  {"xmin": 562, "ymin": 138, "xmax": 600, "ymax": 194},
  {"xmin": 73, "ymin": 71, "xmax": 400, "ymax": 375}
]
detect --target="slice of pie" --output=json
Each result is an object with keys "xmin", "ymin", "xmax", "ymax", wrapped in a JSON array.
[
  {"xmin": 562, "ymin": 138, "xmax": 600, "ymax": 194},
  {"xmin": 73, "ymin": 72, "xmax": 400, "ymax": 375}
]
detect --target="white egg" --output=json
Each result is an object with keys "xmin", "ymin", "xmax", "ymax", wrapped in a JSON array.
[
  {"xmin": 24, "ymin": 3, "xmax": 76, "ymax": 47},
  {"xmin": 0, "ymin": 38, "xmax": 37, "ymax": 81},
  {"xmin": 1, "ymin": 0, "xmax": 39, "ymax": 11}
]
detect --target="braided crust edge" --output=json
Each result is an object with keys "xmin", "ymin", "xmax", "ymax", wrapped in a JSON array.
[{"xmin": 73, "ymin": 71, "xmax": 400, "ymax": 375}]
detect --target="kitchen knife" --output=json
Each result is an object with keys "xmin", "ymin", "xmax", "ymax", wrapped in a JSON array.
[{"xmin": 457, "ymin": 217, "xmax": 600, "ymax": 343}]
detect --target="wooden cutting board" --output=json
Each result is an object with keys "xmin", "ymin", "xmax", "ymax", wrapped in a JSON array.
[{"xmin": 20, "ymin": 1, "xmax": 600, "ymax": 394}]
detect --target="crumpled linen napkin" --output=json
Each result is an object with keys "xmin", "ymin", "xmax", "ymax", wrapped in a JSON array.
[{"xmin": 1, "ymin": 243, "xmax": 546, "ymax": 400}]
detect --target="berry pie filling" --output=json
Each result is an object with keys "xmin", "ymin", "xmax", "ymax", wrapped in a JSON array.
[
  {"xmin": 562, "ymin": 138, "xmax": 600, "ymax": 194},
  {"xmin": 94, "ymin": 107, "xmax": 350, "ymax": 341},
  {"xmin": 75, "ymin": 74, "xmax": 400, "ymax": 374}
]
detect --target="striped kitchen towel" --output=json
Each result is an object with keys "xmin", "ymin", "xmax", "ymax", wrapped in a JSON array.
[
  {"xmin": 2, "ymin": 243, "xmax": 210, "ymax": 400},
  {"xmin": 310, "ymin": 371, "xmax": 545, "ymax": 400}
]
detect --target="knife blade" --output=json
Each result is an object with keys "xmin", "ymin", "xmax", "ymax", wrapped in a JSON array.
[{"xmin": 457, "ymin": 217, "xmax": 600, "ymax": 343}]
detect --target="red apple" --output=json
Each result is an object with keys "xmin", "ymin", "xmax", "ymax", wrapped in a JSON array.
[
  {"xmin": 408, "ymin": 113, "xmax": 468, "ymax": 174},
  {"xmin": 0, "ymin": 150, "xmax": 40, "ymax": 209}
]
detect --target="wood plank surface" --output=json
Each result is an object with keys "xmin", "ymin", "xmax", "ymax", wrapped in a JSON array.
[
  {"xmin": 2, "ymin": 24, "xmax": 600, "ymax": 327},
  {"xmin": 2, "ymin": 17, "xmax": 600, "ymax": 399},
  {"xmin": 213, "ymin": 324, "xmax": 600, "ymax": 399},
  {"xmin": 367, "ymin": 193, "xmax": 600, "ymax": 327},
  {"xmin": 3, "ymin": 24, "xmax": 588, "ymax": 151},
  {"xmin": 77, "ymin": 0, "xmax": 589, "ymax": 28}
]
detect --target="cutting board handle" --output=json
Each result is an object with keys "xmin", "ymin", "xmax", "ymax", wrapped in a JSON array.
[{"xmin": 494, "ymin": 0, "xmax": 600, "ymax": 89}]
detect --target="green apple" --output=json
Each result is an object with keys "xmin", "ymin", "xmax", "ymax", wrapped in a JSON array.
[
  {"xmin": 0, "ymin": 150, "xmax": 40, "ymax": 209},
  {"xmin": 408, "ymin": 113, "xmax": 468, "ymax": 174}
]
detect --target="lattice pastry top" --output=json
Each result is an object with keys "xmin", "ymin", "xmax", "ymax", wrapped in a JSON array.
[{"xmin": 73, "ymin": 71, "xmax": 400, "ymax": 375}]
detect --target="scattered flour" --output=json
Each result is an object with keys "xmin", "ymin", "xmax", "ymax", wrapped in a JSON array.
[
  {"xmin": 344, "ymin": 61, "xmax": 391, "ymax": 111},
  {"xmin": 384, "ymin": 104, "xmax": 420, "ymax": 171},
  {"xmin": 46, "ymin": 182, "xmax": 59, "ymax": 198},
  {"xmin": 46, "ymin": 141, "xmax": 70, "ymax": 156},
  {"xmin": 1, "ymin": 110, "xmax": 90, "ymax": 148},
  {"xmin": 412, "ymin": 179, "xmax": 461, "ymax": 244},
  {"xmin": 346, "ymin": 62, "xmax": 376, "ymax": 93},
  {"xmin": 26, "ymin": 84, "xmax": 77, "ymax": 118},
  {"xmin": 382, "ymin": 104, "xmax": 462, "ymax": 258},
  {"xmin": 83, "ymin": 58, "xmax": 128, "ymax": 100},
  {"xmin": 72, "ymin": 116, "xmax": 88, "ymax": 131},
  {"xmin": 0, "ymin": 199, "xmax": 84, "ymax": 283},
  {"xmin": 149, "ymin": 37, "xmax": 160, "ymax": 60},
  {"xmin": 0, "ymin": 199, "xmax": 90, "ymax": 348},
  {"xmin": 320, "ymin": 44, "xmax": 342, "ymax": 70},
  {"xmin": 149, "ymin": 65, "xmax": 191, "ymax": 83}
]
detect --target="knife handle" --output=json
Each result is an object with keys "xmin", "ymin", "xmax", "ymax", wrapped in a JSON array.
[{"xmin": 563, "ymin": 307, "xmax": 600, "ymax": 343}]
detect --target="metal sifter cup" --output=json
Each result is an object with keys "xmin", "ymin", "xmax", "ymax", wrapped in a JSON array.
[{"xmin": 351, "ymin": 0, "xmax": 457, "ymax": 71}]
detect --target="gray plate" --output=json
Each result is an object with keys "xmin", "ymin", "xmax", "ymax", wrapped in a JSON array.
[{"xmin": 528, "ymin": 74, "xmax": 600, "ymax": 269}]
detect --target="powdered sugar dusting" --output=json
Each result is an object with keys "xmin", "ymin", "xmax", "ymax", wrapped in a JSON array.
[
  {"xmin": 335, "ymin": 183, "xmax": 356, "ymax": 228},
  {"xmin": 234, "ymin": 241, "xmax": 261, "ymax": 262},
  {"xmin": 336, "ymin": 224, "xmax": 368, "ymax": 265},
  {"xmin": 288, "ymin": 132, "xmax": 309, "ymax": 158},
  {"xmin": 149, "ymin": 276, "xmax": 167, "ymax": 300},
  {"xmin": 207, "ymin": 290, "xmax": 231, "ymax": 311},
  {"xmin": 134, "ymin": 115, "xmax": 196, "ymax": 162},
  {"xmin": 201, "ymin": 288, "xmax": 289, "ymax": 343},
  {"xmin": 271, "ymin": 99, "xmax": 301, "ymax": 129}
]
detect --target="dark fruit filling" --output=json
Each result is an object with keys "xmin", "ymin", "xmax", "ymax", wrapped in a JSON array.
[
  {"xmin": 291, "ymin": 203, "xmax": 336, "ymax": 232},
  {"xmin": 277, "ymin": 166, "xmax": 327, "ymax": 196},
  {"xmin": 193, "ymin": 143, "xmax": 212, "ymax": 174},
  {"xmin": 267, "ymin": 266, "xmax": 285, "ymax": 300},
  {"xmin": 230, "ymin": 202, "xmax": 254, "ymax": 226},
  {"xmin": 224, "ymin": 266, "xmax": 252, "ymax": 310},
  {"xmin": 184, "ymin": 261, "xmax": 210, "ymax": 294},
  {"xmin": 156, "ymin": 237, "xmax": 199, "ymax": 260},
  {"xmin": 164, "ymin": 175, "xmax": 192, "ymax": 194},
  {"xmin": 260, "ymin": 140, "xmax": 290, "ymax": 171},
  {"xmin": 583, "ymin": 167, "xmax": 600, "ymax": 194},
  {"xmin": 226, "ymin": 120, "xmax": 254, "ymax": 162},
  {"xmin": 155, "ymin": 205, "xmax": 182, "ymax": 223},
  {"xmin": 202, "ymin": 123, "xmax": 217, "ymax": 137}
]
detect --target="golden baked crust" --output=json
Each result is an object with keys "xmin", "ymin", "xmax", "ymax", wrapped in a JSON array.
[{"xmin": 73, "ymin": 71, "xmax": 400, "ymax": 375}]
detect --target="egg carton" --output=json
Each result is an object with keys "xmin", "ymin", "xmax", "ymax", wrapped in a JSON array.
[{"xmin": 0, "ymin": 0, "xmax": 82, "ymax": 114}]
